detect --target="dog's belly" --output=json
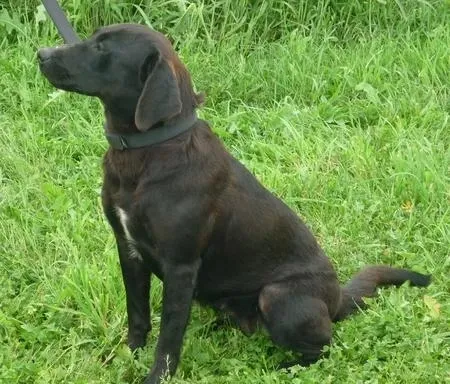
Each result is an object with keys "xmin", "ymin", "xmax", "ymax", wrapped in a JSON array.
[{"xmin": 195, "ymin": 245, "xmax": 271, "ymax": 302}]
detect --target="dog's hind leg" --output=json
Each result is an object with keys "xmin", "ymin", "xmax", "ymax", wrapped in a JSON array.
[
  {"xmin": 211, "ymin": 294, "xmax": 260, "ymax": 336},
  {"xmin": 258, "ymin": 281, "xmax": 332, "ymax": 365}
]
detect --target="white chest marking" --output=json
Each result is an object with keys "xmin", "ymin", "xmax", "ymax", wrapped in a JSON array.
[{"xmin": 115, "ymin": 207, "xmax": 142, "ymax": 261}]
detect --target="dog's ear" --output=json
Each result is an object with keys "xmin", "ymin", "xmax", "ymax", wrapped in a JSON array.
[{"xmin": 135, "ymin": 48, "xmax": 182, "ymax": 131}]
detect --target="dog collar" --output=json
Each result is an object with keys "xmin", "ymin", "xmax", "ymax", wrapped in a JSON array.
[{"xmin": 105, "ymin": 113, "xmax": 198, "ymax": 150}]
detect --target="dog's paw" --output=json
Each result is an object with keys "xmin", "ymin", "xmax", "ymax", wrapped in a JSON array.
[
  {"xmin": 143, "ymin": 368, "xmax": 171, "ymax": 384},
  {"xmin": 128, "ymin": 330, "xmax": 149, "ymax": 352}
]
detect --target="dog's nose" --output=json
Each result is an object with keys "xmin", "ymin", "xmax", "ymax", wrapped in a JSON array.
[{"xmin": 37, "ymin": 48, "xmax": 54, "ymax": 62}]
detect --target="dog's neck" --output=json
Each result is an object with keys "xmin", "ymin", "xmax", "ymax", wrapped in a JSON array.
[
  {"xmin": 104, "ymin": 109, "xmax": 140, "ymax": 135},
  {"xmin": 103, "ymin": 107, "xmax": 197, "ymax": 134},
  {"xmin": 103, "ymin": 109, "xmax": 198, "ymax": 150}
]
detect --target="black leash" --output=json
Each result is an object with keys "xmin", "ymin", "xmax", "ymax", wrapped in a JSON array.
[{"xmin": 42, "ymin": 0, "xmax": 80, "ymax": 43}]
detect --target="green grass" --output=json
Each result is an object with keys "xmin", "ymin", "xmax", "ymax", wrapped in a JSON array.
[{"xmin": 1, "ymin": 1, "xmax": 449, "ymax": 383}]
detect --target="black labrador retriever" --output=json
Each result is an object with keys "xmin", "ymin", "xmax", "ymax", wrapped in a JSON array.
[{"xmin": 38, "ymin": 24, "xmax": 431, "ymax": 384}]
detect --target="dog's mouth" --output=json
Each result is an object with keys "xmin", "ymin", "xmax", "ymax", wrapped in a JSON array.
[
  {"xmin": 37, "ymin": 50, "xmax": 99, "ymax": 96},
  {"xmin": 39, "ymin": 64, "xmax": 96, "ymax": 96},
  {"xmin": 40, "ymin": 64, "xmax": 65, "ymax": 81},
  {"xmin": 38, "ymin": 57, "xmax": 74, "ymax": 87},
  {"xmin": 38, "ymin": 48, "xmax": 72, "ymax": 85}
]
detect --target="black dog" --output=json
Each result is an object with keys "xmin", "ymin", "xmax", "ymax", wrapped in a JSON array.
[{"xmin": 38, "ymin": 24, "xmax": 431, "ymax": 384}]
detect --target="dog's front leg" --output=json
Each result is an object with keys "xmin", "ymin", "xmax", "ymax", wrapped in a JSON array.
[
  {"xmin": 144, "ymin": 262, "xmax": 199, "ymax": 384},
  {"xmin": 116, "ymin": 236, "xmax": 152, "ymax": 351}
]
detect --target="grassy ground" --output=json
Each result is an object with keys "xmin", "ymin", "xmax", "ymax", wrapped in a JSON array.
[{"xmin": 0, "ymin": 1, "xmax": 449, "ymax": 383}]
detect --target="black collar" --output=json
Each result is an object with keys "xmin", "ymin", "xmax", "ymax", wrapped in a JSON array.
[{"xmin": 105, "ymin": 113, "xmax": 198, "ymax": 150}]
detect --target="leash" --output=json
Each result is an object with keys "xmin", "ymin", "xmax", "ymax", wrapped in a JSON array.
[{"xmin": 42, "ymin": 0, "xmax": 80, "ymax": 43}]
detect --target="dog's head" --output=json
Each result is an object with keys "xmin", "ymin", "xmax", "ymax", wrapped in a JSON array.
[{"xmin": 38, "ymin": 24, "xmax": 203, "ymax": 131}]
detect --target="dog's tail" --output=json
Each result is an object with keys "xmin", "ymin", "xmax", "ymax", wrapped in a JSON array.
[{"xmin": 333, "ymin": 265, "xmax": 431, "ymax": 321}]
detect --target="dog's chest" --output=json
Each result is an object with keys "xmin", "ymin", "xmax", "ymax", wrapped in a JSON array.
[{"xmin": 115, "ymin": 206, "xmax": 142, "ymax": 261}]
